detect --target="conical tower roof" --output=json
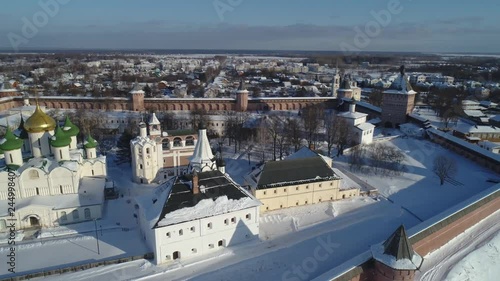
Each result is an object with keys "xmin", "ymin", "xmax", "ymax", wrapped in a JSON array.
[
  {"xmin": 0, "ymin": 127, "xmax": 24, "ymax": 151},
  {"xmin": 190, "ymin": 126, "xmax": 215, "ymax": 172},
  {"xmin": 383, "ymin": 225, "xmax": 414, "ymax": 260},
  {"xmin": 24, "ymin": 103, "xmax": 56, "ymax": 133},
  {"xmin": 50, "ymin": 126, "xmax": 71, "ymax": 148},
  {"xmin": 371, "ymin": 224, "xmax": 423, "ymax": 270},
  {"xmin": 62, "ymin": 116, "xmax": 80, "ymax": 137},
  {"xmin": 84, "ymin": 135, "xmax": 98, "ymax": 149},
  {"xmin": 16, "ymin": 115, "xmax": 29, "ymax": 139}
]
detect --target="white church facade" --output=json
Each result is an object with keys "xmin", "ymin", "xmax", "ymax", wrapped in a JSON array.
[
  {"xmin": 135, "ymin": 123, "xmax": 260, "ymax": 265},
  {"xmin": 0, "ymin": 103, "xmax": 107, "ymax": 231},
  {"xmin": 131, "ymin": 113, "xmax": 198, "ymax": 184},
  {"xmin": 338, "ymin": 100, "xmax": 375, "ymax": 145}
]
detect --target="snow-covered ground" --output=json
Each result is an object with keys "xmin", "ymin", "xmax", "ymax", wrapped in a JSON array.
[
  {"xmin": 335, "ymin": 137, "xmax": 498, "ymax": 221},
  {"xmin": 1, "ymin": 136, "xmax": 497, "ymax": 280},
  {"xmin": 417, "ymin": 210, "xmax": 500, "ymax": 281}
]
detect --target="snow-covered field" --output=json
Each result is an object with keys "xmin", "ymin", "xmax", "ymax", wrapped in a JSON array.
[{"xmin": 417, "ymin": 210, "xmax": 500, "ymax": 281}]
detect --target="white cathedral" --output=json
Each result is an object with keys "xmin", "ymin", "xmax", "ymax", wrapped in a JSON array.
[{"xmin": 0, "ymin": 103, "xmax": 107, "ymax": 231}]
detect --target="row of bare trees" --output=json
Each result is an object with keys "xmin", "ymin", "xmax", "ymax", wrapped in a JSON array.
[{"xmin": 348, "ymin": 143, "xmax": 407, "ymax": 177}]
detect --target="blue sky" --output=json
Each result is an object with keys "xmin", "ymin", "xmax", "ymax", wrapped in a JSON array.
[{"xmin": 0, "ymin": 0, "xmax": 497, "ymax": 53}]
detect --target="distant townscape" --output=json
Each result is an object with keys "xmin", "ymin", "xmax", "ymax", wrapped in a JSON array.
[{"xmin": 0, "ymin": 51, "xmax": 499, "ymax": 281}]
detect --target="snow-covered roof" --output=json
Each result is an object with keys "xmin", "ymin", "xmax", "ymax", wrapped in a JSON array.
[
  {"xmin": 137, "ymin": 171, "xmax": 260, "ymax": 228},
  {"xmin": 463, "ymin": 110, "xmax": 486, "ymax": 118},
  {"xmin": 338, "ymin": 111, "xmax": 367, "ymax": 120},
  {"xmin": 355, "ymin": 123, "xmax": 375, "ymax": 131},
  {"xmin": 428, "ymin": 128, "xmax": 500, "ymax": 162},
  {"xmin": 455, "ymin": 124, "xmax": 500, "ymax": 134},
  {"xmin": 371, "ymin": 243, "xmax": 422, "ymax": 270}
]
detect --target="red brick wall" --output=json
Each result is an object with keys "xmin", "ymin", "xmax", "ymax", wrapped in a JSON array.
[{"xmin": 413, "ymin": 195, "xmax": 500, "ymax": 256}]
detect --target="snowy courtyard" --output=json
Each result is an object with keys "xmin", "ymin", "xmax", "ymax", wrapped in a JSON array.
[{"xmin": 1, "ymin": 135, "xmax": 498, "ymax": 281}]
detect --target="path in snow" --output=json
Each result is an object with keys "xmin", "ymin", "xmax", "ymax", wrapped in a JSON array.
[{"xmin": 417, "ymin": 210, "xmax": 500, "ymax": 281}]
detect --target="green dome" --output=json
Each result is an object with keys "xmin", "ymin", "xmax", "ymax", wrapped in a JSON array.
[
  {"xmin": 62, "ymin": 116, "xmax": 80, "ymax": 137},
  {"xmin": 0, "ymin": 127, "xmax": 24, "ymax": 151},
  {"xmin": 50, "ymin": 126, "xmax": 71, "ymax": 148},
  {"xmin": 84, "ymin": 135, "xmax": 98, "ymax": 149}
]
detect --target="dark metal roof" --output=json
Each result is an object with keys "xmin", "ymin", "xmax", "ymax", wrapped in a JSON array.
[
  {"xmin": 257, "ymin": 157, "xmax": 337, "ymax": 189},
  {"xmin": 165, "ymin": 129, "xmax": 196, "ymax": 136},
  {"xmin": 383, "ymin": 225, "xmax": 415, "ymax": 260},
  {"xmin": 154, "ymin": 170, "xmax": 250, "ymax": 227}
]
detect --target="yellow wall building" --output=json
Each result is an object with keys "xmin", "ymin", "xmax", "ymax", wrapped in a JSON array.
[{"xmin": 252, "ymin": 154, "xmax": 360, "ymax": 213}]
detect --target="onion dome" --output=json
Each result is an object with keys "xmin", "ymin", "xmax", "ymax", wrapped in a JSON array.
[
  {"xmin": 50, "ymin": 126, "xmax": 71, "ymax": 148},
  {"xmin": 84, "ymin": 135, "xmax": 98, "ymax": 149},
  {"xmin": 24, "ymin": 103, "xmax": 56, "ymax": 133},
  {"xmin": 62, "ymin": 116, "xmax": 80, "ymax": 137},
  {"xmin": 0, "ymin": 127, "xmax": 24, "ymax": 151}
]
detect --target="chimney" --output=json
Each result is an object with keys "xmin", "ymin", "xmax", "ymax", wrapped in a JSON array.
[
  {"xmin": 192, "ymin": 171, "xmax": 200, "ymax": 194},
  {"xmin": 349, "ymin": 102, "xmax": 356, "ymax": 113}
]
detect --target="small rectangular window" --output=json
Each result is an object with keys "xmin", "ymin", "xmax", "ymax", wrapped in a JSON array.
[
  {"xmin": 166, "ymin": 232, "xmax": 171, "ymax": 238},
  {"xmin": 224, "ymin": 219, "xmax": 229, "ymax": 225},
  {"xmin": 190, "ymin": 226, "xmax": 195, "ymax": 232},
  {"xmin": 207, "ymin": 222, "xmax": 212, "ymax": 229},
  {"xmin": 246, "ymin": 214, "xmax": 251, "ymax": 220},
  {"xmin": 231, "ymin": 217, "xmax": 236, "ymax": 224},
  {"xmin": 179, "ymin": 229, "xmax": 183, "ymax": 236}
]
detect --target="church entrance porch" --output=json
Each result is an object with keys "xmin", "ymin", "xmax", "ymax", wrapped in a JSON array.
[{"xmin": 29, "ymin": 216, "xmax": 40, "ymax": 227}]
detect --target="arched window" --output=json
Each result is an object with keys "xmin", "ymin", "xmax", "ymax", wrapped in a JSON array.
[
  {"xmin": 72, "ymin": 210, "xmax": 79, "ymax": 220},
  {"xmin": 162, "ymin": 139, "xmax": 170, "ymax": 150},
  {"xmin": 173, "ymin": 137, "xmax": 182, "ymax": 147},
  {"xmin": 84, "ymin": 208, "xmax": 91, "ymax": 219},
  {"xmin": 146, "ymin": 148, "xmax": 150, "ymax": 154},
  {"xmin": 29, "ymin": 170, "xmax": 39, "ymax": 180},
  {"xmin": 185, "ymin": 136, "xmax": 195, "ymax": 146},
  {"xmin": 60, "ymin": 212, "xmax": 67, "ymax": 222}
]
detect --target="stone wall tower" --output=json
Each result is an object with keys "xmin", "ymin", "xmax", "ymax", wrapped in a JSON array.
[
  {"xmin": 236, "ymin": 80, "xmax": 249, "ymax": 112},
  {"xmin": 381, "ymin": 66, "xmax": 416, "ymax": 128},
  {"xmin": 371, "ymin": 225, "xmax": 422, "ymax": 281},
  {"xmin": 130, "ymin": 83, "xmax": 145, "ymax": 112}
]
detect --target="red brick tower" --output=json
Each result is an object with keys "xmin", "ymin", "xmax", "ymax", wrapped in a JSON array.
[
  {"xmin": 371, "ymin": 225, "xmax": 422, "ymax": 281},
  {"xmin": 381, "ymin": 66, "xmax": 416, "ymax": 128},
  {"xmin": 236, "ymin": 79, "xmax": 248, "ymax": 112},
  {"xmin": 130, "ymin": 82, "xmax": 145, "ymax": 112}
]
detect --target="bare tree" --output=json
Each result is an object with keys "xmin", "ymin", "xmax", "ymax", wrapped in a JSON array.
[
  {"xmin": 301, "ymin": 104, "xmax": 324, "ymax": 149},
  {"xmin": 440, "ymin": 107, "xmax": 460, "ymax": 130},
  {"xmin": 285, "ymin": 118, "xmax": 302, "ymax": 152},
  {"xmin": 433, "ymin": 154, "xmax": 457, "ymax": 185},
  {"xmin": 224, "ymin": 111, "xmax": 249, "ymax": 153},
  {"xmin": 334, "ymin": 117, "xmax": 350, "ymax": 157},
  {"xmin": 190, "ymin": 108, "xmax": 209, "ymax": 130},
  {"xmin": 66, "ymin": 108, "xmax": 104, "ymax": 141},
  {"xmin": 348, "ymin": 144, "xmax": 365, "ymax": 172}
]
